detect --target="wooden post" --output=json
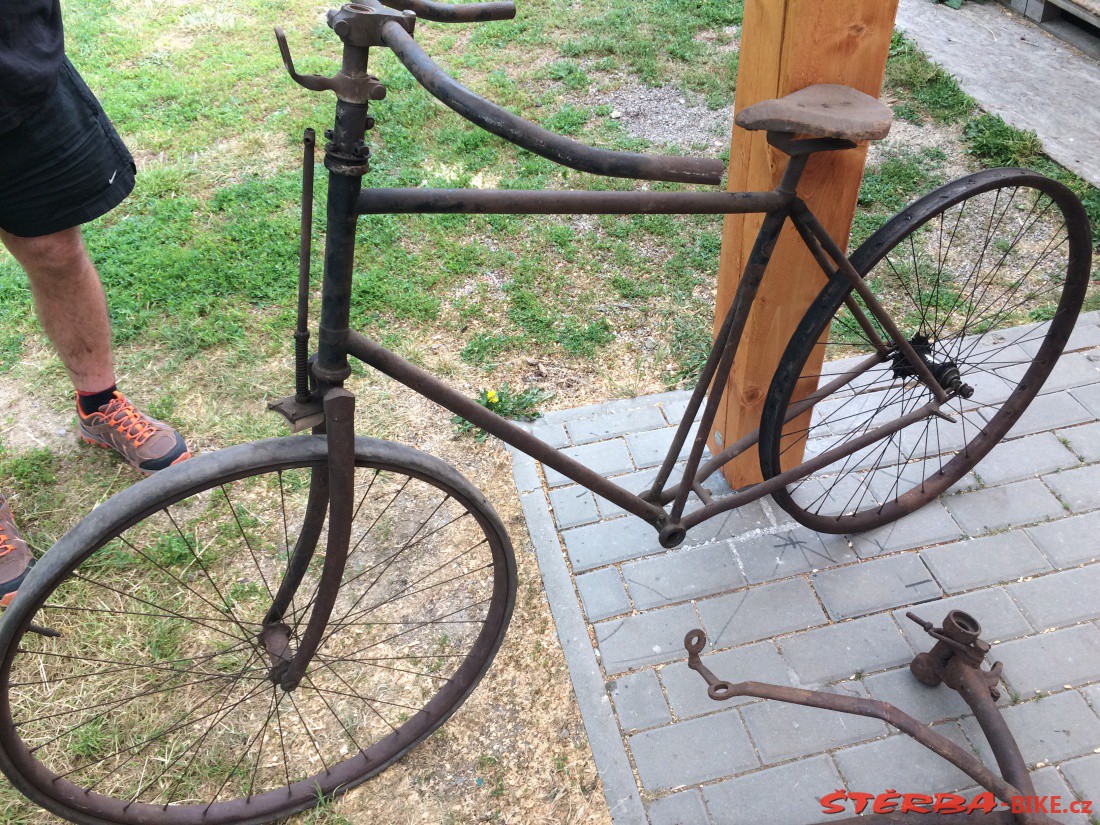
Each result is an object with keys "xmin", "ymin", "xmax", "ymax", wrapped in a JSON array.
[{"xmin": 708, "ymin": 0, "xmax": 899, "ymax": 487}]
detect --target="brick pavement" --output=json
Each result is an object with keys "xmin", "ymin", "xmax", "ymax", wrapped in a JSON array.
[{"xmin": 511, "ymin": 310, "xmax": 1100, "ymax": 824}]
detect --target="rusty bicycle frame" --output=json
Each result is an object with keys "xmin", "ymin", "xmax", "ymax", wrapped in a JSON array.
[
  {"xmin": 271, "ymin": 0, "xmax": 969, "ymax": 554},
  {"xmin": 264, "ymin": 4, "xmax": 1062, "ymax": 821}
]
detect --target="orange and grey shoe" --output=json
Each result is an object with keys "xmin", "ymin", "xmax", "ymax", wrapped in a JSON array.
[
  {"xmin": 0, "ymin": 496, "xmax": 34, "ymax": 608},
  {"xmin": 78, "ymin": 392, "xmax": 191, "ymax": 475}
]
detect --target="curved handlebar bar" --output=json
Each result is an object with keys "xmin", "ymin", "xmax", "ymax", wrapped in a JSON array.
[
  {"xmin": 378, "ymin": 0, "xmax": 516, "ymax": 22},
  {"xmin": 380, "ymin": 20, "xmax": 726, "ymax": 186}
]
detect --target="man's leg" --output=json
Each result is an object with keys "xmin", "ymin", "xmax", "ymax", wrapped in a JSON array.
[
  {"xmin": 1, "ymin": 225, "xmax": 190, "ymax": 474},
  {"xmin": 0, "ymin": 226, "xmax": 115, "ymax": 393}
]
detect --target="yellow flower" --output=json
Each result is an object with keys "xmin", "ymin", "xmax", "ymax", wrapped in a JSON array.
[{"xmin": 486, "ymin": 390, "xmax": 499, "ymax": 405}]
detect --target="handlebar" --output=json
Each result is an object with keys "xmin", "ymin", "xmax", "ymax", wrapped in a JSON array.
[
  {"xmin": 377, "ymin": 0, "xmax": 516, "ymax": 23},
  {"xmin": 380, "ymin": 20, "xmax": 726, "ymax": 186}
]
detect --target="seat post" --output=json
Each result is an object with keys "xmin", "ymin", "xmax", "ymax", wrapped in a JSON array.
[{"xmin": 766, "ymin": 134, "xmax": 855, "ymax": 200}]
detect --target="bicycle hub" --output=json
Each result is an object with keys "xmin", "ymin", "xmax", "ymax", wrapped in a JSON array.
[{"xmin": 892, "ymin": 334, "xmax": 974, "ymax": 398}]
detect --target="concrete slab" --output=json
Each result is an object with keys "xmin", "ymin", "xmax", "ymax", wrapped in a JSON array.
[{"xmin": 896, "ymin": 0, "xmax": 1100, "ymax": 186}]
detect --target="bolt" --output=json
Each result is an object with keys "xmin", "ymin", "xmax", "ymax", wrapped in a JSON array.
[{"xmin": 333, "ymin": 19, "xmax": 350, "ymax": 38}]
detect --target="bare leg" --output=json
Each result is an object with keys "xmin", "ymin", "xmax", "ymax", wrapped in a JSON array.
[{"xmin": 0, "ymin": 226, "xmax": 116, "ymax": 393}]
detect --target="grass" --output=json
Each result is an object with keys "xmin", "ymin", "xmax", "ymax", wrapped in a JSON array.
[
  {"xmin": 1, "ymin": 3, "xmax": 1099, "ymax": 822},
  {"xmin": 452, "ymin": 384, "xmax": 553, "ymax": 441}
]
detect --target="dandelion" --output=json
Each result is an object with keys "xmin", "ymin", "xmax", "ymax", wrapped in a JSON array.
[{"xmin": 486, "ymin": 389, "xmax": 499, "ymax": 405}]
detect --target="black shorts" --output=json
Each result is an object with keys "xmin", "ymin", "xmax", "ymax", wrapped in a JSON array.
[{"xmin": 0, "ymin": 58, "xmax": 135, "ymax": 238}]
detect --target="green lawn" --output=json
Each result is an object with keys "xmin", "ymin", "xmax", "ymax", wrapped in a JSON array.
[{"xmin": 0, "ymin": 2, "xmax": 1098, "ymax": 820}]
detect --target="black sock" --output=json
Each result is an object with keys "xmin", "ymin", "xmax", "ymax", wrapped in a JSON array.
[{"xmin": 78, "ymin": 385, "xmax": 118, "ymax": 416}]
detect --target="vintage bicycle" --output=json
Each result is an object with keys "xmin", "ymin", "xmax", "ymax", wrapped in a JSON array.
[{"xmin": 0, "ymin": 1, "xmax": 1090, "ymax": 822}]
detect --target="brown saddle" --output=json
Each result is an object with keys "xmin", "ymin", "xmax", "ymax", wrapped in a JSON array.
[{"xmin": 735, "ymin": 84, "xmax": 892, "ymax": 142}]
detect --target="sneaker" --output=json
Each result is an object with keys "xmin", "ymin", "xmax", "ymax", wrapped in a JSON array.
[
  {"xmin": 78, "ymin": 392, "xmax": 191, "ymax": 475},
  {"xmin": 0, "ymin": 496, "xmax": 34, "ymax": 608}
]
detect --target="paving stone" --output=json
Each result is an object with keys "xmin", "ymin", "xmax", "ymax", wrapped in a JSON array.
[
  {"xmin": 518, "ymin": 489, "xmax": 560, "ymax": 557},
  {"xmin": 960, "ymin": 691, "xmax": 1100, "ymax": 766},
  {"xmin": 1071, "ymin": 382, "xmax": 1100, "ymax": 419},
  {"xmin": 1026, "ymin": 510, "xmax": 1100, "ymax": 568},
  {"xmin": 525, "ymin": 417, "xmax": 571, "ymax": 449},
  {"xmin": 659, "ymin": 641, "xmax": 789, "ymax": 718},
  {"xmin": 1007, "ymin": 564, "xmax": 1100, "ymax": 629},
  {"xmin": 1062, "ymin": 754, "xmax": 1100, "ymax": 815},
  {"xmin": 511, "ymin": 453, "xmax": 542, "ymax": 495},
  {"xmin": 995, "ymin": 624, "xmax": 1100, "ymax": 696},
  {"xmin": 681, "ymin": 501, "xmax": 771, "ymax": 546},
  {"xmin": 565, "ymin": 404, "xmax": 667, "ymax": 445},
  {"xmin": 561, "ymin": 516, "xmax": 661, "ymax": 573},
  {"xmin": 575, "ymin": 567, "xmax": 631, "ymax": 622},
  {"xmin": 608, "ymin": 669, "xmax": 671, "ymax": 733},
  {"xmin": 1065, "ymin": 311, "xmax": 1100, "ymax": 351},
  {"xmin": 741, "ymin": 681, "xmax": 886, "ymax": 763},
  {"xmin": 1028, "ymin": 767, "xmax": 1093, "ymax": 825},
  {"xmin": 622, "ymin": 542, "xmax": 745, "ymax": 611},
  {"xmin": 920, "ymin": 531, "xmax": 1051, "ymax": 594},
  {"xmin": 974, "ymin": 432, "xmax": 1079, "ymax": 486},
  {"xmin": 846, "ymin": 502, "xmax": 963, "ymax": 558},
  {"xmin": 704, "ymin": 755, "xmax": 843, "ymax": 825},
  {"xmin": 595, "ymin": 603, "xmax": 699, "ymax": 675},
  {"xmin": 592, "ymin": 465, "xmax": 663, "ymax": 518},
  {"xmin": 1086, "ymin": 684, "xmax": 1100, "ymax": 720},
  {"xmin": 834, "ymin": 723, "xmax": 975, "ymax": 794},
  {"xmin": 864, "ymin": 667, "xmax": 972, "ymax": 724},
  {"xmin": 865, "ymin": 462, "xmax": 980, "ymax": 502},
  {"xmin": 542, "ymin": 438, "xmax": 633, "ymax": 488},
  {"xmin": 660, "ymin": 393, "xmax": 700, "ymax": 426},
  {"xmin": 590, "ymin": 464, "xmax": 710, "ymax": 521},
  {"xmin": 893, "ymin": 588, "xmax": 1033, "ymax": 649},
  {"xmin": 1043, "ymin": 463, "xmax": 1100, "ymax": 512},
  {"xmin": 696, "ymin": 578, "xmax": 827, "ymax": 649},
  {"xmin": 548, "ymin": 485, "xmax": 601, "ymax": 529},
  {"xmin": 1008, "ymin": 391, "xmax": 1094, "ymax": 437},
  {"xmin": 646, "ymin": 788, "xmax": 709, "ymax": 825},
  {"xmin": 624, "ymin": 426, "xmax": 693, "ymax": 469},
  {"xmin": 811, "ymin": 555, "xmax": 941, "ymax": 621},
  {"xmin": 781, "ymin": 614, "xmax": 914, "ymax": 686},
  {"xmin": 731, "ymin": 525, "xmax": 857, "ymax": 585},
  {"xmin": 1056, "ymin": 421, "xmax": 1100, "ymax": 463},
  {"xmin": 942, "ymin": 479, "xmax": 1065, "ymax": 535},
  {"xmin": 1001, "ymin": 351, "xmax": 1100, "ymax": 394},
  {"xmin": 628, "ymin": 709, "xmax": 758, "ymax": 791}
]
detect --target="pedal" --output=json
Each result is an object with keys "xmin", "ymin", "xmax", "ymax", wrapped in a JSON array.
[{"xmin": 268, "ymin": 395, "xmax": 325, "ymax": 432}]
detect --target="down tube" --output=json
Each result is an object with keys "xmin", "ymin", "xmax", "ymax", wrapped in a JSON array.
[{"xmin": 343, "ymin": 330, "xmax": 668, "ymax": 526}]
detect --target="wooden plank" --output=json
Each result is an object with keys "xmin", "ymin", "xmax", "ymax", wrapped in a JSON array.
[{"xmin": 708, "ymin": 0, "xmax": 899, "ymax": 487}]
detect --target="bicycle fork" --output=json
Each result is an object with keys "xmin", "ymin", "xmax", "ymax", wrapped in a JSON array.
[{"xmin": 262, "ymin": 29, "xmax": 381, "ymax": 688}]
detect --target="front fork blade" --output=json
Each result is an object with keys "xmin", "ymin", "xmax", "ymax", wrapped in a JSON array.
[{"xmin": 279, "ymin": 387, "xmax": 356, "ymax": 691}]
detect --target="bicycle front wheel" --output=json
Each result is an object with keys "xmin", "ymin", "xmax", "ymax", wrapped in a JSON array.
[
  {"xmin": 760, "ymin": 169, "xmax": 1091, "ymax": 533},
  {"xmin": 0, "ymin": 436, "xmax": 516, "ymax": 825}
]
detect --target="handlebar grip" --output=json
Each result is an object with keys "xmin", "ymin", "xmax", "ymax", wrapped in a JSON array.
[
  {"xmin": 378, "ymin": 0, "xmax": 516, "ymax": 23},
  {"xmin": 381, "ymin": 21, "xmax": 725, "ymax": 186}
]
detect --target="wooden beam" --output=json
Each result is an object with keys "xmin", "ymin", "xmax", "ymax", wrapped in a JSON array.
[{"xmin": 708, "ymin": 0, "xmax": 899, "ymax": 487}]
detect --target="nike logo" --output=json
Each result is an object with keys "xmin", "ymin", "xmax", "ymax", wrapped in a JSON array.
[{"xmin": 108, "ymin": 170, "xmax": 117, "ymax": 185}]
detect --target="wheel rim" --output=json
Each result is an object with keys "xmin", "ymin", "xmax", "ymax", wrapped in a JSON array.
[
  {"xmin": 0, "ymin": 443, "xmax": 512, "ymax": 824},
  {"xmin": 762, "ymin": 171, "xmax": 1091, "ymax": 532}
]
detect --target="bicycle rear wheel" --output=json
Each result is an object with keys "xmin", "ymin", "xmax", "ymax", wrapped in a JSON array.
[
  {"xmin": 760, "ymin": 169, "xmax": 1091, "ymax": 533},
  {"xmin": 0, "ymin": 436, "xmax": 515, "ymax": 825}
]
